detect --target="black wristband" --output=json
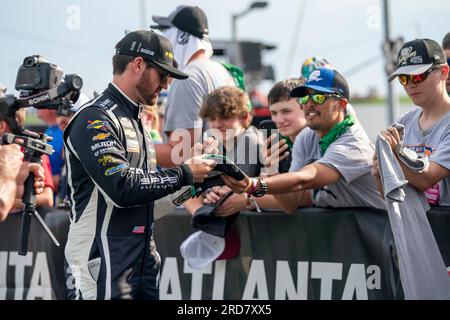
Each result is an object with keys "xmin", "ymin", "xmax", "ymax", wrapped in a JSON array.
[{"xmin": 179, "ymin": 164, "xmax": 194, "ymax": 186}]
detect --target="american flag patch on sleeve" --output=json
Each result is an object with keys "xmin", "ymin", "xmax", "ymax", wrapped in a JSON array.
[{"xmin": 132, "ymin": 226, "xmax": 145, "ymax": 234}]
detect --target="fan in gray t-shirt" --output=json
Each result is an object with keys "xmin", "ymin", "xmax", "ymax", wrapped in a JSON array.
[
  {"xmin": 221, "ymin": 67, "xmax": 385, "ymax": 213},
  {"xmin": 396, "ymin": 107, "xmax": 450, "ymax": 206},
  {"xmin": 376, "ymin": 38, "xmax": 450, "ymax": 207},
  {"xmin": 290, "ymin": 124, "xmax": 386, "ymax": 209}
]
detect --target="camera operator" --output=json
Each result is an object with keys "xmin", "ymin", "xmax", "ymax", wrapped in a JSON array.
[
  {"xmin": 0, "ymin": 144, "xmax": 45, "ymax": 221},
  {"xmin": 0, "ymin": 108, "xmax": 54, "ymax": 211}
]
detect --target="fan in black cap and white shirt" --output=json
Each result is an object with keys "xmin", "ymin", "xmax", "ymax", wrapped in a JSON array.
[{"xmin": 151, "ymin": 6, "xmax": 236, "ymax": 168}]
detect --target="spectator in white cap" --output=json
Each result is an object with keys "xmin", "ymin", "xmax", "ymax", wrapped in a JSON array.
[{"xmin": 151, "ymin": 5, "xmax": 236, "ymax": 167}]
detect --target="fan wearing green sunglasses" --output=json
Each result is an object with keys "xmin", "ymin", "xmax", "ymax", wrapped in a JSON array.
[{"xmin": 221, "ymin": 68, "xmax": 385, "ymax": 213}]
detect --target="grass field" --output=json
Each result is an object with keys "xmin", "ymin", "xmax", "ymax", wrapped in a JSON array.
[
  {"xmin": 351, "ymin": 95, "xmax": 412, "ymax": 105},
  {"xmin": 25, "ymin": 114, "xmax": 45, "ymax": 126}
]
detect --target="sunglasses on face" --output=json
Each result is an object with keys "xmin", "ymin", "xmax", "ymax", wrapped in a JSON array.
[
  {"xmin": 297, "ymin": 93, "xmax": 341, "ymax": 105},
  {"xmin": 397, "ymin": 65, "xmax": 441, "ymax": 86},
  {"xmin": 131, "ymin": 57, "xmax": 171, "ymax": 83},
  {"xmin": 146, "ymin": 61, "xmax": 170, "ymax": 83}
]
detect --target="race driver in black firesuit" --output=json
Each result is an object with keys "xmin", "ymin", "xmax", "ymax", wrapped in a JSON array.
[{"xmin": 63, "ymin": 30, "xmax": 217, "ymax": 299}]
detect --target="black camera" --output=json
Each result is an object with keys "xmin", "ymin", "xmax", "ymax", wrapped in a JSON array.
[
  {"xmin": 0, "ymin": 55, "xmax": 83, "ymax": 127},
  {"xmin": 0, "ymin": 55, "xmax": 72, "ymax": 255},
  {"xmin": 15, "ymin": 55, "xmax": 64, "ymax": 91}
]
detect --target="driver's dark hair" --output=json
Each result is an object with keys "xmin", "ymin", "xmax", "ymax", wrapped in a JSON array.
[{"xmin": 112, "ymin": 54, "xmax": 134, "ymax": 75}]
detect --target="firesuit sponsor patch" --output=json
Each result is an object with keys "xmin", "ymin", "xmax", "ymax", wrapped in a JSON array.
[
  {"xmin": 92, "ymin": 133, "xmax": 111, "ymax": 141},
  {"xmin": 120, "ymin": 117, "xmax": 133, "ymax": 128},
  {"xmin": 87, "ymin": 257, "xmax": 101, "ymax": 282},
  {"xmin": 127, "ymin": 139, "xmax": 140, "ymax": 153},
  {"xmin": 119, "ymin": 117, "xmax": 140, "ymax": 152},
  {"xmin": 93, "ymin": 147, "xmax": 116, "ymax": 157},
  {"xmin": 124, "ymin": 129, "xmax": 137, "ymax": 138},
  {"xmin": 91, "ymin": 140, "xmax": 117, "ymax": 151},
  {"xmin": 104, "ymin": 163, "xmax": 128, "ymax": 176},
  {"xmin": 99, "ymin": 98, "xmax": 113, "ymax": 108},
  {"xmin": 87, "ymin": 120, "xmax": 110, "ymax": 130},
  {"xmin": 98, "ymin": 155, "xmax": 122, "ymax": 166}
]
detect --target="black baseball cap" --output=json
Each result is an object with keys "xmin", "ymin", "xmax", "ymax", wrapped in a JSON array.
[
  {"xmin": 388, "ymin": 38, "xmax": 446, "ymax": 82},
  {"xmin": 290, "ymin": 68, "xmax": 350, "ymax": 100},
  {"xmin": 115, "ymin": 30, "xmax": 188, "ymax": 79},
  {"xmin": 151, "ymin": 6, "xmax": 209, "ymax": 40}
]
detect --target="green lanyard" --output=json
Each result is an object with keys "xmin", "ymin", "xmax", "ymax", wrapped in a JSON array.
[{"xmin": 319, "ymin": 114, "xmax": 355, "ymax": 156}]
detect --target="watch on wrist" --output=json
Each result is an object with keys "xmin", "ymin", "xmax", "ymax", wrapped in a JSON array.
[{"xmin": 253, "ymin": 177, "xmax": 268, "ymax": 197}]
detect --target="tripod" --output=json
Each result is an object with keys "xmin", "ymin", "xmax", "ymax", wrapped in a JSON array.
[
  {"xmin": 19, "ymin": 172, "xmax": 60, "ymax": 255},
  {"xmin": 2, "ymin": 132, "xmax": 60, "ymax": 256}
]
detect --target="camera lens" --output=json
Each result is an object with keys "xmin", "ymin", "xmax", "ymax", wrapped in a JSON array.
[{"xmin": 70, "ymin": 75, "xmax": 83, "ymax": 90}]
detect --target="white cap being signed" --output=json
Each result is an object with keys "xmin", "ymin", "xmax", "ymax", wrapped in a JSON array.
[{"xmin": 180, "ymin": 230, "xmax": 225, "ymax": 269}]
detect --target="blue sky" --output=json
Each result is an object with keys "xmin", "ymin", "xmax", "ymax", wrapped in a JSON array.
[{"xmin": 1, "ymin": 0, "xmax": 448, "ymax": 98}]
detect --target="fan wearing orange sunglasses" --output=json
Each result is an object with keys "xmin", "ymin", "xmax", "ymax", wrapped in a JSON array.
[{"xmin": 374, "ymin": 38, "xmax": 450, "ymax": 207}]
